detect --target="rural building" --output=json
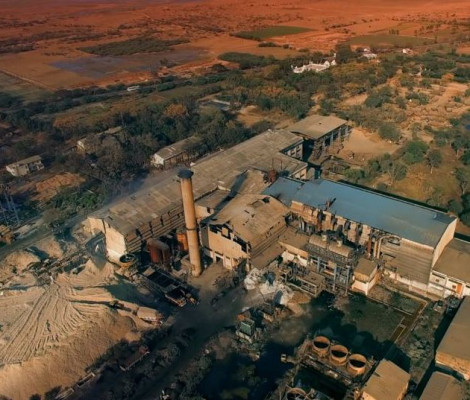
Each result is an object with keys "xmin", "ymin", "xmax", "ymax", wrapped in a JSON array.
[
  {"xmin": 362, "ymin": 48, "xmax": 378, "ymax": 60},
  {"xmin": 419, "ymin": 371, "xmax": 464, "ymax": 400},
  {"xmin": 76, "ymin": 126, "xmax": 122, "ymax": 154},
  {"xmin": 86, "ymin": 129, "xmax": 307, "ymax": 261},
  {"xmin": 361, "ymin": 359, "xmax": 410, "ymax": 400},
  {"xmin": 428, "ymin": 238, "xmax": 470, "ymax": 298},
  {"xmin": 288, "ymin": 114, "xmax": 350, "ymax": 158},
  {"xmin": 263, "ymin": 177, "xmax": 456, "ymax": 294},
  {"xmin": 436, "ymin": 296, "xmax": 470, "ymax": 380},
  {"xmin": 150, "ymin": 137, "xmax": 202, "ymax": 169},
  {"xmin": 200, "ymin": 194, "xmax": 288, "ymax": 269},
  {"xmin": 291, "ymin": 60, "xmax": 335, "ymax": 74},
  {"xmin": 6, "ymin": 155, "xmax": 44, "ymax": 177}
]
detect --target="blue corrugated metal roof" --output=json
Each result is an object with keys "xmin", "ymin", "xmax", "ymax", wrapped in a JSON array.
[{"xmin": 263, "ymin": 178, "xmax": 455, "ymax": 248}]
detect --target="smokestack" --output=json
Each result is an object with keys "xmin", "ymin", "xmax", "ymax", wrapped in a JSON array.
[{"xmin": 178, "ymin": 169, "xmax": 202, "ymax": 277}]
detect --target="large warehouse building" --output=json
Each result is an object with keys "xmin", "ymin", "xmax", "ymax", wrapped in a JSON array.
[
  {"xmin": 85, "ymin": 119, "xmax": 470, "ymax": 298},
  {"xmin": 264, "ymin": 177, "xmax": 457, "ymax": 293},
  {"xmin": 86, "ymin": 129, "xmax": 307, "ymax": 261}
]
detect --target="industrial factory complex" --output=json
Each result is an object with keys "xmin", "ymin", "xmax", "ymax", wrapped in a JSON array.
[
  {"xmin": 86, "ymin": 116, "xmax": 468, "ymax": 302},
  {"xmin": 77, "ymin": 114, "xmax": 470, "ymax": 399}
]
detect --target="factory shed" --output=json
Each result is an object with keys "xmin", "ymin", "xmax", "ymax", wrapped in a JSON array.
[
  {"xmin": 201, "ymin": 194, "xmax": 289, "ymax": 269},
  {"xmin": 436, "ymin": 296, "xmax": 470, "ymax": 380},
  {"xmin": 87, "ymin": 130, "xmax": 307, "ymax": 261},
  {"xmin": 289, "ymin": 114, "xmax": 348, "ymax": 140},
  {"xmin": 429, "ymin": 239, "xmax": 470, "ymax": 298},
  {"xmin": 361, "ymin": 359, "xmax": 410, "ymax": 400},
  {"xmin": 150, "ymin": 136, "xmax": 202, "ymax": 168},
  {"xmin": 266, "ymin": 178, "xmax": 454, "ymax": 248},
  {"xmin": 6, "ymin": 155, "xmax": 44, "ymax": 177},
  {"xmin": 419, "ymin": 371, "xmax": 463, "ymax": 400},
  {"xmin": 264, "ymin": 177, "xmax": 456, "ymax": 288},
  {"xmin": 288, "ymin": 114, "xmax": 350, "ymax": 158}
]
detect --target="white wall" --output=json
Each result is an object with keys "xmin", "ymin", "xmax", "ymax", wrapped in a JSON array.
[{"xmin": 432, "ymin": 218, "xmax": 457, "ymax": 267}]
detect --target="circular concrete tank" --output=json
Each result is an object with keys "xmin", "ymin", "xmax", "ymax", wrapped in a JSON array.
[
  {"xmin": 347, "ymin": 354, "xmax": 367, "ymax": 376},
  {"xmin": 119, "ymin": 254, "xmax": 137, "ymax": 269},
  {"xmin": 312, "ymin": 336, "xmax": 331, "ymax": 357},
  {"xmin": 329, "ymin": 344, "xmax": 349, "ymax": 366},
  {"xmin": 286, "ymin": 388, "xmax": 307, "ymax": 400}
]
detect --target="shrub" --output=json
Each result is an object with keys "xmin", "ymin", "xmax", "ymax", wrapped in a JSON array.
[
  {"xmin": 378, "ymin": 122, "xmax": 401, "ymax": 142},
  {"xmin": 403, "ymin": 140, "xmax": 428, "ymax": 164}
]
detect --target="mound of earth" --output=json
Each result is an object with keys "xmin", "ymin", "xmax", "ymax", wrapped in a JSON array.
[{"xmin": 0, "ymin": 259, "xmax": 149, "ymax": 399}]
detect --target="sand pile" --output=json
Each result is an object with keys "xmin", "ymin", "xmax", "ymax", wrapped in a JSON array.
[
  {"xmin": 0, "ymin": 250, "xmax": 40, "ymax": 281},
  {"xmin": 34, "ymin": 235, "xmax": 67, "ymax": 259},
  {"xmin": 0, "ymin": 258, "xmax": 146, "ymax": 400}
]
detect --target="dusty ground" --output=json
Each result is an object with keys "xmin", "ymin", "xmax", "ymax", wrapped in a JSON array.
[
  {"xmin": 339, "ymin": 127, "xmax": 400, "ymax": 162},
  {"xmin": 33, "ymin": 172, "xmax": 85, "ymax": 203},
  {"xmin": 0, "ymin": 240, "xmax": 152, "ymax": 399},
  {"xmin": 0, "ymin": 0, "xmax": 469, "ymax": 89}
]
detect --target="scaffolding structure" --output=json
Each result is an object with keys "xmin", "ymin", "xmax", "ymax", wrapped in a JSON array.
[{"xmin": 0, "ymin": 184, "xmax": 19, "ymax": 228}]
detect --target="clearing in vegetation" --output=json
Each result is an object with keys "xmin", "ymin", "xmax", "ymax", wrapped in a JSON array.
[
  {"xmin": 235, "ymin": 26, "xmax": 312, "ymax": 41},
  {"xmin": 80, "ymin": 37, "xmax": 189, "ymax": 56},
  {"xmin": 346, "ymin": 34, "xmax": 432, "ymax": 48}
]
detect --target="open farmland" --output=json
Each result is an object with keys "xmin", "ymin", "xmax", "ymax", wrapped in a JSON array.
[
  {"xmin": 346, "ymin": 34, "xmax": 432, "ymax": 48},
  {"xmin": 80, "ymin": 37, "xmax": 189, "ymax": 56},
  {"xmin": 235, "ymin": 25, "xmax": 312, "ymax": 41},
  {"xmin": 0, "ymin": 71, "xmax": 48, "ymax": 100},
  {"xmin": 0, "ymin": 0, "xmax": 468, "ymax": 89}
]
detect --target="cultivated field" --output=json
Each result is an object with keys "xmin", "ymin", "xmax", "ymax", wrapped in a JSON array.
[
  {"xmin": 235, "ymin": 25, "xmax": 312, "ymax": 40},
  {"xmin": 0, "ymin": 0, "xmax": 469, "ymax": 89}
]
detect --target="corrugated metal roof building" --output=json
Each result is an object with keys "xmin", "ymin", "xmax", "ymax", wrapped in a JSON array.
[
  {"xmin": 264, "ymin": 177, "xmax": 457, "ymax": 288},
  {"xmin": 362, "ymin": 359, "xmax": 410, "ymax": 400},
  {"xmin": 288, "ymin": 114, "xmax": 348, "ymax": 140},
  {"xmin": 264, "ymin": 177, "xmax": 454, "ymax": 248},
  {"xmin": 419, "ymin": 371, "xmax": 463, "ymax": 400},
  {"xmin": 436, "ymin": 297, "xmax": 470, "ymax": 380}
]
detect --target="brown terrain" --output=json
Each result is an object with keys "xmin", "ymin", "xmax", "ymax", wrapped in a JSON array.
[{"xmin": 0, "ymin": 0, "xmax": 469, "ymax": 89}]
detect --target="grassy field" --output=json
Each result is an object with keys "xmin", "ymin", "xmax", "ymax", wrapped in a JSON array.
[
  {"xmin": 80, "ymin": 37, "xmax": 189, "ymax": 56},
  {"xmin": 347, "ymin": 34, "xmax": 432, "ymax": 48},
  {"xmin": 235, "ymin": 25, "xmax": 311, "ymax": 41},
  {"xmin": 0, "ymin": 71, "xmax": 48, "ymax": 101}
]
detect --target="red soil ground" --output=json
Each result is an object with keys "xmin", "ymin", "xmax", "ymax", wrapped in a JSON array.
[{"xmin": 0, "ymin": 0, "xmax": 469, "ymax": 88}]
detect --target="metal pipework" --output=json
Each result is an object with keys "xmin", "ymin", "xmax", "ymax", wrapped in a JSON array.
[{"xmin": 178, "ymin": 169, "xmax": 202, "ymax": 277}]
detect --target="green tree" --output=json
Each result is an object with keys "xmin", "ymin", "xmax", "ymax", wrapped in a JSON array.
[
  {"xmin": 378, "ymin": 122, "xmax": 401, "ymax": 142},
  {"xmin": 456, "ymin": 167, "xmax": 470, "ymax": 195},
  {"xmin": 344, "ymin": 168, "xmax": 365, "ymax": 183},
  {"xmin": 335, "ymin": 44, "xmax": 356, "ymax": 64},
  {"xmin": 427, "ymin": 149, "xmax": 442, "ymax": 173},
  {"xmin": 461, "ymin": 212, "xmax": 470, "ymax": 228},
  {"xmin": 461, "ymin": 150, "xmax": 470, "ymax": 165},
  {"xmin": 381, "ymin": 158, "xmax": 407, "ymax": 184},
  {"xmin": 447, "ymin": 199, "xmax": 463, "ymax": 214},
  {"xmin": 452, "ymin": 136, "xmax": 469, "ymax": 158},
  {"xmin": 403, "ymin": 140, "xmax": 428, "ymax": 164}
]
